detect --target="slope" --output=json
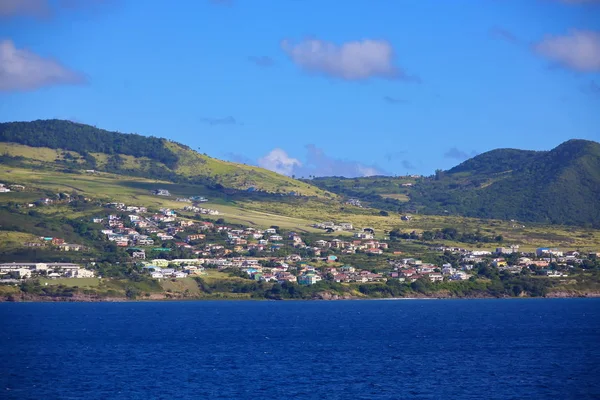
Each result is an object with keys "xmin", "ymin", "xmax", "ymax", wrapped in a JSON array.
[
  {"xmin": 0, "ymin": 119, "xmax": 329, "ymax": 197},
  {"xmin": 307, "ymin": 140, "xmax": 600, "ymax": 227}
]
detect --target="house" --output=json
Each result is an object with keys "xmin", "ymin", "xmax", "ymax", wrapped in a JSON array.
[
  {"xmin": 67, "ymin": 268, "xmax": 95, "ymax": 278},
  {"xmin": 450, "ymin": 271, "xmax": 469, "ymax": 281},
  {"xmin": 58, "ymin": 243, "xmax": 83, "ymax": 252},
  {"xmin": 315, "ymin": 240, "xmax": 329, "ymax": 248},
  {"xmin": 536, "ymin": 247, "xmax": 563, "ymax": 257},
  {"xmin": 269, "ymin": 235, "xmax": 283, "ymax": 241},
  {"xmin": 276, "ymin": 273, "xmax": 297, "ymax": 284},
  {"xmin": 151, "ymin": 271, "xmax": 164, "ymax": 279},
  {"xmin": 151, "ymin": 259, "xmax": 170, "ymax": 267},
  {"xmin": 496, "ymin": 245, "xmax": 520, "ymax": 255},
  {"xmin": 339, "ymin": 222, "xmax": 353, "ymax": 230},
  {"xmin": 298, "ymin": 273, "xmax": 322, "ymax": 285},
  {"xmin": 132, "ymin": 250, "xmax": 146, "ymax": 259},
  {"xmin": 366, "ymin": 248, "xmax": 383, "ymax": 255},
  {"xmin": 428, "ymin": 273, "xmax": 444, "ymax": 282},
  {"xmin": 185, "ymin": 233, "xmax": 206, "ymax": 242},
  {"xmin": 265, "ymin": 228, "xmax": 277, "ymax": 234}
]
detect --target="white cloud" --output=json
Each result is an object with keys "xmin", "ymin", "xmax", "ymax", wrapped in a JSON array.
[
  {"xmin": 0, "ymin": 39, "xmax": 86, "ymax": 91},
  {"xmin": 356, "ymin": 166, "xmax": 380, "ymax": 177},
  {"xmin": 534, "ymin": 30, "xmax": 600, "ymax": 72},
  {"xmin": 281, "ymin": 38, "xmax": 418, "ymax": 81},
  {"xmin": 258, "ymin": 148, "xmax": 302, "ymax": 176}
]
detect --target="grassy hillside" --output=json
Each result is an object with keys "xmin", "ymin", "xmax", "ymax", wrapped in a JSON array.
[
  {"xmin": 308, "ymin": 140, "xmax": 600, "ymax": 227},
  {"xmin": 0, "ymin": 166, "xmax": 598, "ymax": 250},
  {"xmin": 0, "ymin": 119, "xmax": 329, "ymax": 197}
]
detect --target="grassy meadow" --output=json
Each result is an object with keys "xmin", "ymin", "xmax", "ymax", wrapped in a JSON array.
[{"xmin": 0, "ymin": 164, "xmax": 599, "ymax": 251}]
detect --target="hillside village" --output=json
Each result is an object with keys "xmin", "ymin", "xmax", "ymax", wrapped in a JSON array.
[{"xmin": 1, "ymin": 190, "xmax": 598, "ymax": 292}]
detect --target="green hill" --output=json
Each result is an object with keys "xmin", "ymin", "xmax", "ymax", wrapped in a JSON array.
[
  {"xmin": 308, "ymin": 140, "xmax": 600, "ymax": 227},
  {"xmin": 0, "ymin": 119, "xmax": 328, "ymax": 197}
]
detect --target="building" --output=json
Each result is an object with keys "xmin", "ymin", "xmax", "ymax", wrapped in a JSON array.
[{"xmin": 298, "ymin": 273, "xmax": 322, "ymax": 285}]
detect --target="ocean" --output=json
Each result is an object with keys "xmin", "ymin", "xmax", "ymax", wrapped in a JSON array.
[{"xmin": 1, "ymin": 299, "xmax": 599, "ymax": 399}]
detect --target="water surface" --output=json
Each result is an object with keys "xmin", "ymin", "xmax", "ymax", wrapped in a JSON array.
[{"xmin": 1, "ymin": 299, "xmax": 599, "ymax": 399}]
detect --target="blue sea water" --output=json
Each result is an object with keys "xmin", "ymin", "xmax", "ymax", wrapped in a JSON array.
[{"xmin": 1, "ymin": 299, "xmax": 599, "ymax": 400}]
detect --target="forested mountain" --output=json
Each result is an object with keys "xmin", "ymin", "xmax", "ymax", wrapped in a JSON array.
[
  {"xmin": 0, "ymin": 119, "xmax": 328, "ymax": 197},
  {"xmin": 309, "ymin": 140, "xmax": 600, "ymax": 227}
]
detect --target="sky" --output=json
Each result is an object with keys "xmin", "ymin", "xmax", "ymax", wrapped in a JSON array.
[{"xmin": 0, "ymin": 0, "xmax": 599, "ymax": 177}]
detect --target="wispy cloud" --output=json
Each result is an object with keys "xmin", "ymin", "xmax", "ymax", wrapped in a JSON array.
[
  {"xmin": 248, "ymin": 55, "xmax": 274, "ymax": 67},
  {"xmin": 199, "ymin": 116, "xmax": 238, "ymax": 126},
  {"xmin": 0, "ymin": 39, "xmax": 86, "ymax": 91},
  {"xmin": 489, "ymin": 26, "xmax": 519, "ymax": 44},
  {"xmin": 533, "ymin": 30, "xmax": 600, "ymax": 72},
  {"xmin": 281, "ymin": 38, "xmax": 420, "ymax": 82},
  {"xmin": 581, "ymin": 80, "xmax": 600, "ymax": 96},
  {"xmin": 444, "ymin": 147, "xmax": 477, "ymax": 161},
  {"xmin": 258, "ymin": 148, "xmax": 302, "ymax": 175},
  {"xmin": 298, "ymin": 144, "xmax": 387, "ymax": 177},
  {"xmin": 257, "ymin": 145, "xmax": 387, "ymax": 177},
  {"xmin": 383, "ymin": 95, "xmax": 408, "ymax": 104}
]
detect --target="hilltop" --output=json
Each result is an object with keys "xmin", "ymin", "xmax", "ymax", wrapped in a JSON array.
[
  {"xmin": 0, "ymin": 119, "xmax": 329, "ymax": 197},
  {"xmin": 308, "ymin": 139, "xmax": 600, "ymax": 227}
]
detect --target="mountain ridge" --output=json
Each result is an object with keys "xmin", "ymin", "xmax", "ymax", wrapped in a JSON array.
[
  {"xmin": 0, "ymin": 119, "xmax": 329, "ymax": 197},
  {"xmin": 307, "ymin": 139, "xmax": 600, "ymax": 227}
]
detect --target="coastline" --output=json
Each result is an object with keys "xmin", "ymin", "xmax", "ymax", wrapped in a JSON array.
[{"xmin": 3, "ymin": 290, "xmax": 600, "ymax": 303}]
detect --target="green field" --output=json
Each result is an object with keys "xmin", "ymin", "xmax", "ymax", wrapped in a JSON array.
[
  {"xmin": 0, "ymin": 140, "xmax": 331, "ymax": 198},
  {"xmin": 39, "ymin": 278, "xmax": 101, "ymax": 287},
  {"xmin": 0, "ymin": 164, "xmax": 599, "ymax": 250}
]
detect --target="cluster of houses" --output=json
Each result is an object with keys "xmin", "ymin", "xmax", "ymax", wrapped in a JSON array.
[
  {"xmin": 152, "ymin": 189, "xmax": 171, "ymax": 196},
  {"xmin": 346, "ymin": 199, "xmax": 363, "ymax": 207},
  {"xmin": 389, "ymin": 258, "xmax": 468, "ymax": 282},
  {"xmin": 23, "ymin": 237, "xmax": 86, "ymax": 252},
  {"xmin": 385, "ymin": 245, "xmax": 596, "ymax": 283},
  {"xmin": 0, "ymin": 183, "xmax": 25, "ymax": 193},
  {"xmin": 313, "ymin": 236, "xmax": 389, "ymax": 255},
  {"xmin": 0, "ymin": 262, "xmax": 94, "ymax": 280},
  {"xmin": 4, "ymin": 193, "xmax": 597, "ymax": 286},
  {"xmin": 183, "ymin": 205, "xmax": 219, "ymax": 215},
  {"xmin": 312, "ymin": 221, "xmax": 354, "ymax": 231}
]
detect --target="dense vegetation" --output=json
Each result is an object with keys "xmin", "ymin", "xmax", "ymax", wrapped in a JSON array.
[
  {"xmin": 0, "ymin": 119, "xmax": 179, "ymax": 168},
  {"xmin": 308, "ymin": 140, "xmax": 600, "ymax": 227},
  {"xmin": 0, "ymin": 119, "xmax": 328, "ymax": 197}
]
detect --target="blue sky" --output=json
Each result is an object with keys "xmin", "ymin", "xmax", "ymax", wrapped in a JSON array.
[{"xmin": 0, "ymin": 0, "xmax": 599, "ymax": 177}]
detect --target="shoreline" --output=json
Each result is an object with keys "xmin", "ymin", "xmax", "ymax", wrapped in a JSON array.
[{"xmin": 3, "ymin": 291, "xmax": 600, "ymax": 303}]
